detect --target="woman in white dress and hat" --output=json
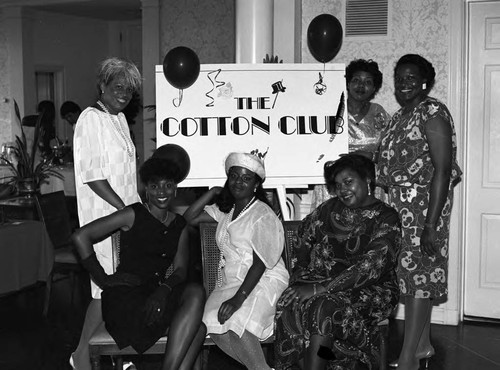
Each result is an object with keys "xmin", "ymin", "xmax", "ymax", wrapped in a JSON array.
[{"xmin": 184, "ymin": 151, "xmax": 289, "ymax": 370}]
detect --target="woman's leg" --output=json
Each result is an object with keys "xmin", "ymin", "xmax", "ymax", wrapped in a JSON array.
[
  {"xmin": 211, "ymin": 332, "xmax": 243, "ymax": 363},
  {"xmin": 178, "ymin": 324, "xmax": 207, "ymax": 370},
  {"xmin": 304, "ymin": 334, "xmax": 332, "ymax": 370},
  {"xmin": 161, "ymin": 283, "xmax": 206, "ymax": 370},
  {"xmin": 225, "ymin": 330, "xmax": 272, "ymax": 370},
  {"xmin": 71, "ymin": 299, "xmax": 102, "ymax": 370},
  {"xmin": 396, "ymin": 297, "xmax": 432, "ymax": 370}
]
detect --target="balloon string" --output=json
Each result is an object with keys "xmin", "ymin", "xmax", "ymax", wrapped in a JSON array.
[{"xmin": 173, "ymin": 89, "xmax": 183, "ymax": 107}]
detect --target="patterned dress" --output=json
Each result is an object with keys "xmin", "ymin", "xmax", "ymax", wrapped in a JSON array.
[
  {"xmin": 74, "ymin": 107, "xmax": 140, "ymax": 298},
  {"xmin": 377, "ymin": 97, "xmax": 461, "ymax": 299},
  {"xmin": 311, "ymin": 102, "xmax": 391, "ymax": 209},
  {"xmin": 102, "ymin": 203, "xmax": 186, "ymax": 354},
  {"xmin": 275, "ymin": 198, "xmax": 401, "ymax": 370}
]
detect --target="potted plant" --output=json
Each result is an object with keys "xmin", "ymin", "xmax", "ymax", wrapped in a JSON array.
[{"xmin": 0, "ymin": 102, "xmax": 63, "ymax": 196}]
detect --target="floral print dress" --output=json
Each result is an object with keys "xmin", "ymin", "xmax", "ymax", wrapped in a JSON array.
[
  {"xmin": 377, "ymin": 97, "xmax": 461, "ymax": 300},
  {"xmin": 274, "ymin": 198, "xmax": 401, "ymax": 370}
]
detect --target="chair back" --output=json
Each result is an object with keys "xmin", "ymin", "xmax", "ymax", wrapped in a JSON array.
[
  {"xmin": 35, "ymin": 191, "xmax": 72, "ymax": 249},
  {"xmin": 282, "ymin": 220, "xmax": 301, "ymax": 272},
  {"xmin": 199, "ymin": 222, "xmax": 220, "ymax": 296},
  {"xmin": 199, "ymin": 220, "xmax": 302, "ymax": 296}
]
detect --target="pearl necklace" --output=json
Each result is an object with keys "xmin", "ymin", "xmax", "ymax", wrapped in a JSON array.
[
  {"xmin": 144, "ymin": 203, "xmax": 169, "ymax": 224},
  {"xmin": 232, "ymin": 196, "xmax": 256, "ymax": 220},
  {"xmin": 97, "ymin": 100, "xmax": 134, "ymax": 157},
  {"xmin": 216, "ymin": 197, "xmax": 256, "ymax": 286}
]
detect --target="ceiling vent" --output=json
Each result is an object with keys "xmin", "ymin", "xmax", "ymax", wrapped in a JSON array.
[{"xmin": 345, "ymin": 0, "xmax": 390, "ymax": 38}]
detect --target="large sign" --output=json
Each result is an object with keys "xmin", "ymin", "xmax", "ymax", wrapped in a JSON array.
[{"xmin": 155, "ymin": 63, "xmax": 348, "ymax": 187}]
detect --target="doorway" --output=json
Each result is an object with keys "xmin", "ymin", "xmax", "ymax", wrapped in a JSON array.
[{"xmin": 464, "ymin": 0, "xmax": 500, "ymax": 320}]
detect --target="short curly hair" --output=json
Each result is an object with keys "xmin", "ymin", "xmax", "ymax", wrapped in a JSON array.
[
  {"xmin": 345, "ymin": 59, "xmax": 383, "ymax": 97},
  {"xmin": 394, "ymin": 54, "xmax": 436, "ymax": 92},
  {"xmin": 324, "ymin": 154, "xmax": 376, "ymax": 194},
  {"xmin": 96, "ymin": 57, "xmax": 142, "ymax": 96},
  {"xmin": 139, "ymin": 157, "xmax": 183, "ymax": 185}
]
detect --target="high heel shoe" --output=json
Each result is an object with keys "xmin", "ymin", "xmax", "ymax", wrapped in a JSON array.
[
  {"xmin": 69, "ymin": 353, "xmax": 76, "ymax": 369},
  {"xmin": 388, "ymin": 348, "xmax": 435, "ymax": 368}
]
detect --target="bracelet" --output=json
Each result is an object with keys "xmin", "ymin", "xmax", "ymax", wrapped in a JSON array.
[
  {"xmin": 240, "ymin": 290, "xmax": 249, "ymax": 299},
  {"xmin": 424, "ymin": 222, "xmax": 436, "ymax": 229},
  {"xmin": 313, "ymin": 284, "xmax": 317, "ymax": 296}
]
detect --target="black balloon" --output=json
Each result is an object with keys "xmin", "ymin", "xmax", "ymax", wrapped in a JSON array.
[
  {"xmin": 163, "ymin": 46, "xmax": 200, "ymax": 90},
  {"xmin": 152, "ymin": 144, "xmax": 191, "ymax": 183},
  {"xmin": 307, "ymin": 14, "xmax": 343, "ymax": 63}
]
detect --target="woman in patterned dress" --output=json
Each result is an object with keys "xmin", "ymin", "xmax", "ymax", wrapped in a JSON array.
[
  {"xmin": 184, "ymin": 152, "xmax": 289, "ymax": 370},
  {"xmin": 377, "ymin": 54, "xmax": 462, "ymax": 370},
  {"xmin": 275, "ymin": 154, "xmax": 401, "ymax": 370},
  {"xmin": 71, "ymin": 57, "xmax": 142, "ymax": 369},
  {"xmin": 72, "ymin": 157, "xmax": 206, "ymax": 370},
  {"xmin": 312, "ymin": 59, "xmax": 391, "ymax": 209}
]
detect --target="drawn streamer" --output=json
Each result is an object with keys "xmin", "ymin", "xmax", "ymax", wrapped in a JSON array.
[{"xmin": 205, "ymin": 69, "xmax": 226, "ymax": 107}]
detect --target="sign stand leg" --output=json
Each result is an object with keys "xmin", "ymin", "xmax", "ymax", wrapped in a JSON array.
[{"xmin": 274, "ymin": 185, "xmax": 290, "ymax": 221}]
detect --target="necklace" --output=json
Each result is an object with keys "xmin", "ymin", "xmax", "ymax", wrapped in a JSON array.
[
  {"xmin": 144, "ymin": 203, "xmax": 169, "ymax": 224},
  {"xmin": 97, "ymin": 100, "xmax": 134, "ymax": 157},
  {"xmin": 232, "ymin": 196, "xmax": 256, "ymax": 220},
  {"xmin": 216, "ymin": 197, "xmax": 256, "ymax": 286}
]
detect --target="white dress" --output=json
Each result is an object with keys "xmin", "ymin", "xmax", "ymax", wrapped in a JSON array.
[
  {"xmin": 203, "ymin": 200, "xmax": 289, "ymax": 340},
  {"xmin": 73, "ymin": 107, "xmax": 140, "ymax": 298}
]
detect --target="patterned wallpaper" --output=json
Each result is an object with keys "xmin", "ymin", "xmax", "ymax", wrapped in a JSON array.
[
  {"xmin": 302, "ymin": 0, "xmax": 451, "ymax": 115},
  {"xmin": 0, "ymin": 8, "xmax": 12, "ymax": 147},
  {"xmin": 160, "ymin": 0, "xmax": 235, "ymax": 64}
]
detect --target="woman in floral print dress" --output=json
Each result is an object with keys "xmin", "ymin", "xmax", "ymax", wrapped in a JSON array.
[
  {"xmin": 275, "ymin": 154, "xmax": 401, "ymax": 370},
  {"xmin": 311, "ymin": 59, "xmax": 391, "ymax": 209},
  {"xmin": 377, "ymin": 54, "xmax": 461, "ymax": 370}
]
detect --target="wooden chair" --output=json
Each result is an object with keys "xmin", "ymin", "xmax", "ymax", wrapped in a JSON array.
[{"xmin": 34, "ymin": 190, "xmax": 82, "ymax": 317}]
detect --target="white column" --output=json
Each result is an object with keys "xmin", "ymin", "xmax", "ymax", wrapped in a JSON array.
[
  {"xmin": 140, "ymin": 0, "xmax": 160, "ymax": 163},
  {"xmin": 235, "ymin": 0, "xmax": 274, "ymax": 63}
]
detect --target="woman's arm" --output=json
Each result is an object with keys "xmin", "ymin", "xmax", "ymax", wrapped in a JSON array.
[
  {"xmin": 183, "ymin": 187, "xmax": 221, "ymax": 226},
  {"xmin": 87, "ymin": 179, "xmax": 126, "ymax": 210},
  {"xmin": 71, "ymin": 208, "xmax": 139, "ymax": 288},
  {"xmin": 421, "ymin": 114, "xmax": 453, "ymax": 255},
  {"xmin": 217, "ymin": 251, "xmax": 267, "ymax": 324}
]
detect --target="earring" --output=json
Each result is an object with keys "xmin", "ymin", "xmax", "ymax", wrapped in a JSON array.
[
  {"xmin": 368, "ymin": 186, "xmax": 371, "ymax": 196},
  {"xmin": 422, "ymin": 83, "xmax": 427, "ymax": 90}
]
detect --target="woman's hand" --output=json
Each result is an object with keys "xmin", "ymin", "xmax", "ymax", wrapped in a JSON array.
[
  {"xmin": 104, "ymin": 272, "xmax": 142, "ymax": 288},
  {"xmin": 280, "ymin": 284, "xmax": 317, "ymax": 308},
  {"xmin": 217, "ymin": 295, "xmax": 245, "ymax": 324},
  {"xmin": 420, "ymin": 225, "xmax": 439, "ymax": 256},
  {"xmin": 143, "ymin": 285, "xmax": 171, "ymax": 326}
]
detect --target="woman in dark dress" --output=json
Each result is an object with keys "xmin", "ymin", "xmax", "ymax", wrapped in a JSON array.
[
  {"xmin": 274, "ymin": 154, "xmax": 401, "ymax": 370},
  {"xmin": 72, "ymin": 156, "xmax": 206, "ymax": 370}
]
